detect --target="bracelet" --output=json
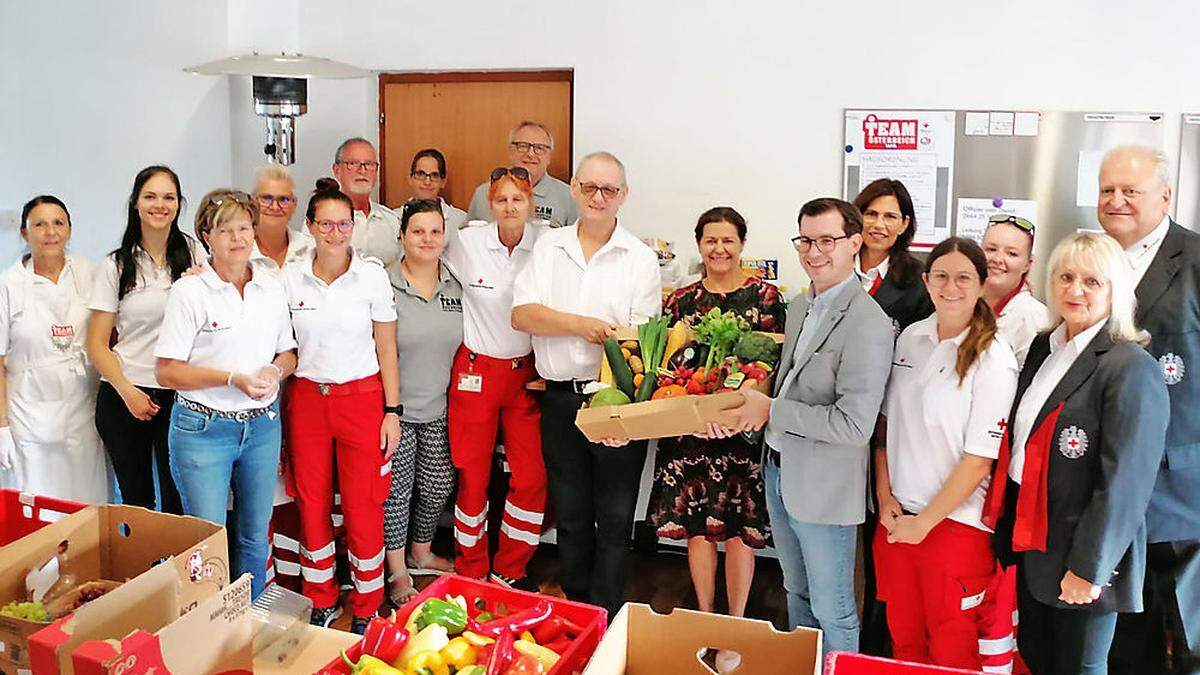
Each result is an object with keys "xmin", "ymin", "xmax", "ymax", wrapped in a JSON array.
[{"xmin": 226, "ymin": 371, "xmax": 235, "ymax": 386}]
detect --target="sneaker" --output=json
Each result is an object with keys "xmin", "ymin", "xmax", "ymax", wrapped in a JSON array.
[
  {"xmin": 310, "ymin": 604, "xmax": 343, "ymax": 628},
  {"xmin": 489, "ymin": 572, "xmax": 539, "ymax": 592},
  {"xmin": 350, "ymin": 616, "xmax": 371, "ymax": 635}
]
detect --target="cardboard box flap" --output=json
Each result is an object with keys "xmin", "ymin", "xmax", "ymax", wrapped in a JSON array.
[
  {"xmin": 575, "ymin": 392, "xmax": 743, "ymax": 443},
  {"xmin": 586, "ymin": 604, "xmax": 820, "ymax": 675},
  {"xmin": 97, "ymin": 507, "xmax": 224, "ymax": 582}
]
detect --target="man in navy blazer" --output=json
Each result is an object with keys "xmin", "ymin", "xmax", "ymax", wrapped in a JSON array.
[{"xmin": 1100, "ymin": 145, "xmax": 1200, "ymax": 674}]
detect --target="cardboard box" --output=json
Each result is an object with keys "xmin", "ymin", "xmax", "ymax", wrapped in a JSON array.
[
  {"xmin": 67, "ymin": 573, "xmax": 255, "ymax": 675},
  {"xmin": 575, "ymin": 327, "xmax": 783, "ymax": 442},
  {"xmin": 0, "ymin": 505, "xmax": 227, "ymax": 674},
  {"xmin": 255, "ymin": 626, "xmax": 357, "ymax": 675},
  {"xmin": 582, "ymin": 603, "xmax": 821, "ymax": 675}
]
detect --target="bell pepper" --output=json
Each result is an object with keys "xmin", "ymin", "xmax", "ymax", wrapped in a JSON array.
[
  {"xmin": 405, "ymin": 600, "xmax": 429, "ymax": 634},
  {"xmin": 342, "ymin": 651, "xmax": 405, "ymax": 675},
  {"xmin": 405, "ymin": 651, "xmax": 449, "ymax": 675},
  {"xmin": 468, "ymin": 601, "xmax": 553, "ymax": 639},
  {"xmin": 501, "ymin": 654, "xmax": 546, "ymax": 675},
  {"xmin": 438, "ymin": 637, "xmax": 478, "ymax": 670},
  {"xmin": 512, "ymin": 640, "xmax": 559, "ymax": 670},
  {"xmin": 462, "ymin": 630, "xmax": 495, "ymax": 647},
  {"xmin": 415, "ymin": 598, "xmax": 468, "ymax": 635},
  {"xmin": 396, "ymin": 624, "xmax": 450, "ymax": 669},
  {"xmin": 359, "ymin": 617, "xmax": 410, "ymax": 664},
  {"xmin": 457, "ymin": 668, "xmax": 487, "ymax": 675},
  {"xmin": 486, "ymin": 630, "xmax": 516, "ymax": 675}
]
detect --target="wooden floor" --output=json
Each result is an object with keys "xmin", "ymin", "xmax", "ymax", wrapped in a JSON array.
[{"xmin": 331, "ymin": 525, "xmax": 790, "ymax": 631}]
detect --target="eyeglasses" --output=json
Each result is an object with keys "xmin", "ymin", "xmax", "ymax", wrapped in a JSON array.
[
  {"xmin": 577, "ymin": 182, "xmax": 622, "ymax": 200},
  {"xmin": 926, "ymin": 270, "xmax": 981, "ymax": 289},
  {"xmin": 411, "ymin": 170, "xmax": 443, "ymax": 182},
  {"xmin": 510, "ymin": 141, "xmax": 552, "ymax": 156},
  {"xmin": 314, "ymin": 219, "xmax": 354, "ymax": 234},
  {"xmin": 256, "ymin": 194, "xmax": 296, "ymax": 207},
  {"xmin": 862, "ymin": 209, "xmax": 903, "ymax": 226},
  {"xmin": 791, "ymin": 234, "xmax": 850, "ymax": 252},
  {"xmin": 988, "ymin": 213, "xmax": 1035, "ymax": 236},
  {"xmin": 338, "ymin": 160, "xmax": 379, "ymax": 172},
  {"xmin": 490, "ymin": 166, "xmax": 531, "ymax": 182}
]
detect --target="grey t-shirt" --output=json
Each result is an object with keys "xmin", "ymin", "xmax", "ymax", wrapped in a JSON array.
[
  {"xmin": 466, "ymin": 173, "xmax": 579, "ymax": 228},
  {"xmin": 389, "ymin": 260, "xmax": 464, "ymax": 423}
]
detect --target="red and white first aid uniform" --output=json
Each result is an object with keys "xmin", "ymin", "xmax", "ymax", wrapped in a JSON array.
[
  {"xmin": 874, "ymin": 316, "xmax": 1019, "ymax": 671},
  {"xmin": 282, "ymin": 251, "xmax": 396, "ymax": 617},
  {"xmin": 443, "ymin": 223, "xmax": 545, "ymax": 580},
  {"xmin": 0, "ymin": 257, "xmax": 108, "ymax": 503}
]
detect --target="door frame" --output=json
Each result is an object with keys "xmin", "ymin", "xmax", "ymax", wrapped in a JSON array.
[{"xmin": 377, "ymin": 69, "xmax": 575, "ymax": 205}]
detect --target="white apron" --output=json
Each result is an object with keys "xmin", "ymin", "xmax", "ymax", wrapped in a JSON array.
[{"xmin": 0, "ymin": 256, "xmax": 109, "ymax": 503}]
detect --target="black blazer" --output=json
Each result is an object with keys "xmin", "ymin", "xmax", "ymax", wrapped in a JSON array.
[
  {"xmin": 996, "ymin": 329, "xmax": 1168, "ymax": 613},
  {"xmin": 871, "ymin": 257, "xmax": 934, "ymax": 336},
  {"xmin": 1135, "ymin": 221, "xmax": 1200, "ymax": 542}
]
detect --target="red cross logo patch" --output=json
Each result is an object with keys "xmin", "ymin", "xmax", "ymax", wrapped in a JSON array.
[
  {"xmin": 1059, "ymin": 426, "xmax": 1089, "ymax": 459},
  {"xmin": 1160, "ymin": 353, "xmax": 1185, "ymax": 386}
]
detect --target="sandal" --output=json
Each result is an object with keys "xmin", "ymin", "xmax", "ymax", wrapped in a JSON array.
[
  {"xmin": 388, "ymin": 573, "xmax": 419, "ymax": 607},
  {"xmin": 406, "ymin": 553, "xmax": 454, "ymax": 577}
]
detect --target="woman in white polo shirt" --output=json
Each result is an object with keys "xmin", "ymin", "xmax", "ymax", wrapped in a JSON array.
[
  {"xmin": 154, "ymin": 189, "xmax": 297, "ymax": 599},
  {"xmin": 87, "ymin": 165, "xmax": 205, "ymax": 513},
  {"xmin": 0, "ymin": 195, "xmax": 107, "ymax": 503},
  {"xmin": 442, "ymin": 167, "xmax": 545, "ymax": 589},
  {"xmin": 282, "ymin": 179, "xmax": 400, "ymax": 633},
  {"xmin": 981, "ymin": 214, "xmax": 1046, "ymax": 367},
  {"xmin": 872, "ymin": 237, "xmax": 1019, "ymax": 670}
]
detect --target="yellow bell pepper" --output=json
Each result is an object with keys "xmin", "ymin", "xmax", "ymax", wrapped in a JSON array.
[
  {"xmin": 395, "ymin": 624, "xmax": 450, "ymax": 669},
  {"xmin": 405, "ymin": 650, "xmax": 449, "ymax": 675},
  {"xmin": 341, "ymin": 651, "xmax": 405, "ymax": 675},
  {"xmin": 513, "ymin": 640, "xmax": 560, "ymax": 670},
  {"xmin": 438, "ymin": 637, "xmax": 478, "ymax": 670},
  {"xmin": 460, "ymin": 631, "xmax": 495, "ymax": 647}
]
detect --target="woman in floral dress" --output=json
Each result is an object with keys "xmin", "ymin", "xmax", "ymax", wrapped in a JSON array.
[{"xmin": 647, "ymin": 206, "xmax": 786, "ymax": 629}]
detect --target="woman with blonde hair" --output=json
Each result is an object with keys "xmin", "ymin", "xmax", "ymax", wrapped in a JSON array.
[
  {"xmin": 155, "ymin": 189, "xmax": 297, "ymax": 598},
  {"xmin": 982, "ymin": 232, "xmax": 1169, "ymax": 674}
]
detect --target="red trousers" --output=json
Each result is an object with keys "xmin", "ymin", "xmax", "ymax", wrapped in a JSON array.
[
  {"xmin": 448, "ymin": 347, "xmax": 545, "ymax": 579},
  {"xmin": 874, "ymin": 518, "xmax": 1009, "ymax": 671},
  {"xmin": 285, "ymin": 375, "xmax": 388, "ymax": 617}
]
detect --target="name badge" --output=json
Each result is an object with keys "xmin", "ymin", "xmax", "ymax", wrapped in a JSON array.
[{"xmin": 457, "ymin": 373, "xmax": 483, "ymax": 393}]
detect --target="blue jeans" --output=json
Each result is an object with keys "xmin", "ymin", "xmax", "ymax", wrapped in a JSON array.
[
  {"xmin": 764, "ymin": 459, "xmax": 860, "ymax": 658},
  {"xmin": 169, "ymin": 400, "xmax": 281, "ymax": 598}
]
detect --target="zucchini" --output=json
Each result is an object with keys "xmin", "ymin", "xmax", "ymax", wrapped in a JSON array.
[
  {"xmin": 634, "ymin": 370, "xmax": 658, "ymax": 402},
  {"xmin": 604, "ymin": 338, "xmax": 636, "ymax": 398}
]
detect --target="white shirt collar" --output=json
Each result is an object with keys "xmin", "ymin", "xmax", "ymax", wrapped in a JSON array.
[
  {"xmin": 555, "ymin": 220, "xmax": 638, "ymax": 253},
  {"xmin": 855, "ymin": 253, "xmax": 889, "ymax": 281},
  {"xmin": 1049, "ymin": 317, "xmax": 1108, "ymax": 355},
  {"xmin": 198, "ymin": 260, "xmax": 270, "ymax": 290},
  {"xmin": 911, "ymin": 314, "xmax": 969, "ymax": 346},
  {"xmin": 1124, "ymin": 215, "xmax": 1171, "ymax": 257},
  {"xmin": 485, "ymin": 223, "xmax": 538, "ymax": 252}
]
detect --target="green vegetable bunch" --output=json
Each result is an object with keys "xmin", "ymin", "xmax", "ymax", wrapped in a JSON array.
[{"xmin": 693, "ymin": 308, "xmax": 750, "ymax": 371}]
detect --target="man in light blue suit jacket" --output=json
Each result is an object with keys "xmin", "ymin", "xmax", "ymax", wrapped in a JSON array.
[{"xmin": 731, "ymin": 198, "xmax": 894, "ymax": 658}]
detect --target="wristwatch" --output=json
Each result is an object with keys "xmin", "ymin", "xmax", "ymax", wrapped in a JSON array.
[{"xmin": 384, "ymin": 404, "xmax": 404, "ymax": 417}]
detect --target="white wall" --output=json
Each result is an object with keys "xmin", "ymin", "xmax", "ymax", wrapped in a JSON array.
[
  {"xmin": 0, "ymin": 1, "xmax": 233, "ymax": 263},
  {"xmin": 5, "ymin": 1, "xmax": 1200, "ymax": 290}
]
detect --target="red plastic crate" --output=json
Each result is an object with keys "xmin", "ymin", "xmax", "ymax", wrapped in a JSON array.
[
  {"xmin": 825, "ymin": 651, "xmax": 985, "ymax": 674},
  {"xmin": 0, "ymin": 489, "xmax": 86, "ymax": 547},
  {"xmin": 320, "ymin": 574, "xmax": 608, "ymax": 674}
]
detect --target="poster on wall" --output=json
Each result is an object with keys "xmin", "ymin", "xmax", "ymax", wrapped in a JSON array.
[
  {"xmin": 843, "ymin": 110, "xmax": 957, "ymax": 249},
  {"xmin": 955, "ymin": 198, "xmax": 1038, "ymax": 243}
]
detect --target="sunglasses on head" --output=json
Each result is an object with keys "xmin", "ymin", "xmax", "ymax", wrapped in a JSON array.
[
  {"xmin": 490, "ymin": 166, "xmax": 530, "ymax": 183},
  {"xmin": 989, "ymin": 213, "xmax": 1035, "ymax": 236}
]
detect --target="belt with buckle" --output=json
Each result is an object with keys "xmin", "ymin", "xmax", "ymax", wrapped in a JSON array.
[
  {"xmin": 176, "ymin": 396, "xmax": 271, "ymax": 422},
  {"xmin": 302, "ymin": 377, "xmax": 383, "ymax": 397},
  {"xmin": 544, "ymin": 379, "xmax": 594, "ymax": 395}
]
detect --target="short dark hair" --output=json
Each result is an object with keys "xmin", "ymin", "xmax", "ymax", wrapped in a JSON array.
[
  {"xmin": 411, "ymin": 148, "xmax": 447, "ymax": 176},
  {"xmin": 400, "ymin": 198, "xmax": 444, "ymax": 234},
  {"xmin": 21, "ymin": 195, "xmax": 71, "ymax": 232},
  {"xmin": 798, "ymin": 197, "xmax": 862, "ymax": 236},
  {"xmin": 694, "ymin": 206, "xmax": 747, "ymax": 242}
]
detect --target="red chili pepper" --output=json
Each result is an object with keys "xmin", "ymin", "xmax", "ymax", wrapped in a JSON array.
[
  {"xmin": 468, "ymin": 601, "xmax": 553, "ymax": 638},
  {"xmin": 530, "ymin": 615, "xmax": 563, "ymax": 644},
  {"xmin": 486, "ymin": 630, "xmax": 516, "ymax": 675},
  {"xmin": 359, "ymin": 616, "xmax": 409, "ymax": 663}
]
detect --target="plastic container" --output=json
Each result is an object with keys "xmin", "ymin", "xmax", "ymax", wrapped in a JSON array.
[
  {"xmin": 320, "ymin": 574, "xmax": 608, "ymax": 674},
  {"xmin": 0, "ymin": 490, "xmax": 86, "ymax": 547}
]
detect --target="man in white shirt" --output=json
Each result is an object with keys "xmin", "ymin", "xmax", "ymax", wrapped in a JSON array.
[
  {"xmin": 512, "ymin": 151, "xmax": 660, "ymax": 617},
  {"xmin": 466, "ymin": 121, "xmax": 579, "ymax": 229},
  {"xmin": 332, "ymin": 138, "xmax": 402, "ymax": 266},
  {"xmin": 1100, "ymin": 146, "xmax": 1200, "ymax": 675}
]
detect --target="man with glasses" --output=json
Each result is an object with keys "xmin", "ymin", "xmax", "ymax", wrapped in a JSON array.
[
  {"xmin": 512, "ymin": 152, "xmax": 660, "ymax": 617},
  {"xmin": 251, "ymin": 164, "xmax": 313, "ymax": 273},
  {"xmin": 466, "ymin": 121, "xmax": 579, "ymax": 228},
  {"xmin": 720, "ymin": 197, "xmax": 894, "ymax": 660},
  {"xmin": 332, "ymin": 137, "xmax": 403, "ymax": 266}
]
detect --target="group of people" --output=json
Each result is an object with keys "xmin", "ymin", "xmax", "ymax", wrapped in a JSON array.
[{"xmin": 0, "ymin": 121, "xmax": 1195, "ymax": 674}]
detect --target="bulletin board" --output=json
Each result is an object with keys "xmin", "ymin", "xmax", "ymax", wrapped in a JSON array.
[{"xmin": 843, "ymin": 109, "xmax": 1177, "ymax": 298}]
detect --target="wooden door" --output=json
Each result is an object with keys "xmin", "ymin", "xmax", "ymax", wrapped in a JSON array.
[{"xmin": 378, "ymin": 71, "xmax": 573, "ymax": 210}]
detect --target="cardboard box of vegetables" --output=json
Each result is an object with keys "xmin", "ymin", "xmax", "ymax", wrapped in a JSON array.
[{"xmin": 574, "ymin": 308, "xmax": 783, "ymax": 442}]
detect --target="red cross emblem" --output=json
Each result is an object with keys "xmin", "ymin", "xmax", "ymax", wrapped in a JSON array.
[
  {"xmin": 1059, "ymin": 426, "xmax": 1089, "ymax": 459},
  {"xmin": 211, "ymin": 321, "xmax": 218, "ymax": 327}
]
